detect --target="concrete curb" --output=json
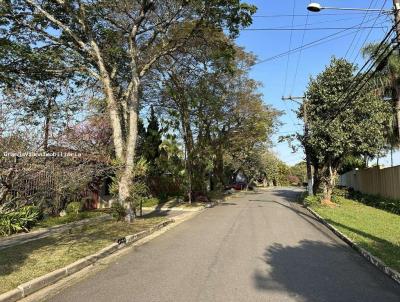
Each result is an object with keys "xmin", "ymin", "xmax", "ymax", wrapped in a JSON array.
[
  {"xmin": 141, "ymin": 191, "xmax": 237, "ymax": 212},
  {"xmin": 141, "ymin": 206, "xmax": 204, "ymax": 212},
  {"xmin": 0, "ymin": 219, "xmax": 174, "ymax": 302},
  {"xmin": 306, "ymin": 207, "xmax": 400, "ymax": 285},
  {"xmin": 0, "ymin": 215, "xmax": 112, "ymax": 250}
]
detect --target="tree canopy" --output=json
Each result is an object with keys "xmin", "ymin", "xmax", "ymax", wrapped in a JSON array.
[{"xmin": 303, "ymin": 57, "xmax": 392, "ymax": 201}]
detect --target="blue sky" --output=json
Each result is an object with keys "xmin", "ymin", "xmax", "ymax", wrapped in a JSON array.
[{"xmin": 236, "ymin": 0, "xmax": 400, "ymax": 167}]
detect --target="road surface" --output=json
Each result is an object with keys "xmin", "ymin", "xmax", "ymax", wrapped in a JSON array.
[{"xmin": 46, "ymin": 188, "xmax": 400, "ymax": 302}]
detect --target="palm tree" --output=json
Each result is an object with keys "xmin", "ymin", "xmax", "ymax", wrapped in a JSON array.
[{"xmin": 362, "ymin": 43, "xmax": 400, "ymax": 166}]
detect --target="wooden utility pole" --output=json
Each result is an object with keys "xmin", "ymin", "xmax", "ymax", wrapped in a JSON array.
[
  {"xmin": 393, "ymin": 0, "xmax": 400, "ymax": 138},
  {"xmin": 282, "ymin": 96, "xmax": 313, "ymax": 196}
]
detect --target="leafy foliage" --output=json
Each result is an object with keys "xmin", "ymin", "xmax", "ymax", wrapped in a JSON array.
[
  {"xmin": 303, "ymin": 57, "xmax": 392, "ymax": 201},
  {"xmin": 0, "ymin": 205, "xmax": 40, "ymax": 236},
  {"xmin": 110, "ymin": 203, "xmax": 127, "ymax": 222},
  {"xmin": 65, "ymin": 202, "xmax": 82, "ymax": 216},
  {"xmin": 344, "ymin": 187, "xmax": 400, "ymax": 215}
]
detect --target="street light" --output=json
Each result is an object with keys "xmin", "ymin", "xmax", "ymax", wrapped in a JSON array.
[
  {"xmin": 307, "ymin": 2, "xmax": 393, "ymax": 13},
  {"xmin": 307, "ymin": 3, "xmax": 322, "ymax": 12}
]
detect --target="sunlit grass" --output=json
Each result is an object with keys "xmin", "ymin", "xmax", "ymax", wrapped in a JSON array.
[
  {"xmin": 0, "ymin": 216, "xmax": 166, "ymax": 294},
  {"xmin": 34, "ymin": 211, "xmax": 105, "ymax": 229},
  {"xmin": 310, "ymin": 198, "xmax": 400, "ymax": 272}
]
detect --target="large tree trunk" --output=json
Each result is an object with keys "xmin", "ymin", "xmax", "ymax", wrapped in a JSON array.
[
  {"xmin": 312, "ymin": 164, "xmax": 321, "ymax": 195},
  {"xmin": 93, "ymin": 41, "xmax": 125, "ymax": 161},
  {"xmin": 118, "ymin": 77, "xmax": 140, "ymax": 221},
  {"xmin": 213, "ymin": 147, "xmax": 224, "ymax": 189},
  {"xmin": 93, "ymin": 42, "xmax": 141, "ymax": 221},
  {"xmin": 180, "ymin": 105, "xmax": 194, "ymax": 203},
  {"xmin": 95, "ymin": 49, "xmax": 141, "ymax": 221},
  {"xmin": 43, "ymin": 96, "xmax": 52, "ymax": 152},
  {"xmin": 321, "ymin": 162, "xmax": 337, "ymax": 202}
]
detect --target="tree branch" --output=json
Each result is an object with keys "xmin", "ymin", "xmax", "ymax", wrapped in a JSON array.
[{"xmin": 25, "ymin": 0, "xmax": 90, "ymax": 52}]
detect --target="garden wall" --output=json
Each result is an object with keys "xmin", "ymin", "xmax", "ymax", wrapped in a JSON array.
[{"xmin": 338, "ymin": 165, "xmax": 400, "ymax": 200}]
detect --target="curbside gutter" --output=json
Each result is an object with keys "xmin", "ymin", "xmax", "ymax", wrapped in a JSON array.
[
  {"xmin": 0, "ymin": 219, "xmax": 174, "ymax": 302},
  {"xmin": 141, "ymin": 206, "xmax": 204, "ymax": 212},
  {"xmin": 306, "ymin": 207, "xmax": 400, "ymax": 285},
  {"xmin": 141, "ymin": 195, "xmax": 230, "ymax": 212}
]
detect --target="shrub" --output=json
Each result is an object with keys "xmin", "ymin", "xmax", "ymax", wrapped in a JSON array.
[
  {"xmin": 110, "ymin": 203, "xmax": 126, "ymax": 221},
  {"xmin": 0, "ymin": 205, "xmax": 40, "ymax": 236},
  {"xmin": 296, "ymin": 191, "xmax": 308, "ymax": 204},
  {"xmin": 336, "ymin": 187, "xmax": 400, "ymax": 215},
  {"xmin": 331, "ymin": 195, "xmax": 345, "ymax": 204},
  {"xmin": 303, "ymin": 194, "xmax": 323, "ymax": 206},
  {"xmin": 332, "ymin": 187, "xmax": 349, "ymax": 198},
  {"xmin": 65, "ymin": 202, "xmax": 82, "ymax": 216},
  {"xmin": 142, "ymin": 197, "xmax": 161, "ymax": 207}
]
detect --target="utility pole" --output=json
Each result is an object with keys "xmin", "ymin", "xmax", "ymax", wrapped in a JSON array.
[
  {"xmin": 393, "ymin": 0, "xmax": 400, "ymax": 139},
  {"xmin": 282, "ymin": 96, "xmax": 313, "ymax": 196}
]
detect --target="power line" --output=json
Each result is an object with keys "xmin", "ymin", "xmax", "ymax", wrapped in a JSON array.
[
  {"xmin": 243, "ymin": 26, "xmax": 386, "ymax": 31},
  {"xmin": 281, "ymin": 0, "xmax": 298, "ymax": 126},
  {"xmin": 252, "ymin": 12, "xmax": 385, "ymax": 18},
  {"xmin": 253, "ymin": 15, "xmax": 385, "ymax": 30},
  {"xmin": 255, "ymin": 20, "xmax": 389, "ymax": 65},
  {"xmin": 326, "ymin": 20, "xmax": 400, "ymax": 122},
  {"xmin": 331, "ymin": 43, "xmax": 397, "ymax": 122},
  {"xmin": 282, "ymin": 0, "xmax": 296, "ymax": 97},
  {"xmin": 338, "ymin": 21, "xmax": 396, "ymax": 98},
  {"xmin": 290, "ymin": 10, "xmax": 309, "ymax": 95},
  {"xmin": 350, "ymin": 0, "xmax": 388, "ymax": 64},
  {"xmin": 344, "ymin": 0, "xmax": 377, "ymax": 58}
]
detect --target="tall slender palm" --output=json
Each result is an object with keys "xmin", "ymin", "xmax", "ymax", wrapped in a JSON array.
[{"xmin": 362, "ymin": 43, "xmax": 400, "ymax": 165}]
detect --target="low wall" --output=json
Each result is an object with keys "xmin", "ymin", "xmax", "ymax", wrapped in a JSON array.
[{"xmin": 339, "ymin": 165, "xmax": 400, "ymax": 200}]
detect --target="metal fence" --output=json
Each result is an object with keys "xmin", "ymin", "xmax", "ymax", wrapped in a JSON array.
[
  {"xmin": 338, "ymin": 165, "xmax": 400, "ymax": 200},
  {"xmin": 1, "ymin": 157, "xmax": 110, "ymax": 211}
]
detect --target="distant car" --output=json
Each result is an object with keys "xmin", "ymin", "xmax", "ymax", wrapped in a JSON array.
[{"xmin": 225, "ymin": 182, "xmax": 250, "ymax": 191}]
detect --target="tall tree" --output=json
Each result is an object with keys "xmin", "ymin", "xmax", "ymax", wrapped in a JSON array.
[
  {"xmin": 143, "ymin": 106, "xmax": 162, "ymax": 165},
  {"xmin": 2, "ymin": 1, "xmax": 256, "ymax": 215},
  {"xmin": 362, "ymin": 42, "xmax": 400, "ymax": 166},
  {"xmin": 304, "ymin": 58, "xmax": 392, "ymax": 202}
]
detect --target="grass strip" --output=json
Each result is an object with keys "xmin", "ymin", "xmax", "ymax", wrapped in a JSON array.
[
  {"xmin": 310, "ymin": 198, "xmax": 400, "ymax": 272},
  {"xmin": 0, "ymin": 216, "xmax": 166, "ymax": 294},
  {"xmin": 34, "ymin": 211, "xmax": 105, "ymax": 229}
]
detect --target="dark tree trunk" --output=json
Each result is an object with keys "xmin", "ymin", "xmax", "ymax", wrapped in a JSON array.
[
  {"xmin": 43, "ymin": 97, "xmax": 52, "ymax": 152},
  {"xmin": 213, "ymin": 147, "xmax": 225, "ymax": 189},
  {"xmin": 312, "ymin": 164, "xmax": 321, "ymax": 195}
]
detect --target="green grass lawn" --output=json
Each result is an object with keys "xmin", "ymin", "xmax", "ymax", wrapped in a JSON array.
[
  {"xmin": 34, "ymin": 211, "xmax": 105, "ymax": 229},
  {"xmin": 310, "ymin": 198, "xmax": 400, "ymax": 272},
  {"xmin": 0, "ymin": 216, "xmax": 167, "ymax": 294}
]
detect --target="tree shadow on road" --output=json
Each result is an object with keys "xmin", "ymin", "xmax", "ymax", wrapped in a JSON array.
[
  {"xmin": 253, "ymin": 240, "xmax": 400, "ymax": 302},
  {"xmin": 267, "ymin": 188, "xmax": 303, "ymax": 202}
]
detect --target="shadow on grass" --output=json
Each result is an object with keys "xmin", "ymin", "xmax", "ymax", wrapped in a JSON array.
[
  {"xmin": 0, "ymin": 236, "xmax": 58, "ymax": 278},
  {"xmin": 324, "ymin": 219, "xmax": 400, "ymax": 269},
  {"xmin": 141, "ymin": 210, "xmax": 172, "ymax": 218},
  {"xmin": 0, "ymin": 218, "xmax": 164, "ymax": 281},
  {"xmin": 254, "ymin": 240, "xmax": 400, "ymax": 302}
]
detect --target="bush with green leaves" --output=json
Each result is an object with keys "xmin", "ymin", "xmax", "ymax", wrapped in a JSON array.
[
  {"xmin": 347, "ymin": 188, "xmax": 400, "ymax": 215},
  {"xmin": 65, "ymin": 202, "xmax": 82, "ymax": 216},
  {"xmin": 303, "ymin": 194, "xmax": 322, "ymax": 206},
  {"xmin": 0, "ymin": 205, "xmax": 40, "ymax": 236},
  {"xmin": 141, "ymin": 197, "xmax": 161, "ymax": 207},
  {"xmin": 110, "ymin": 158, "xmax": 150, "ymax": 216},
  {"xmin": 110, "ymin": 203, "xmax": 127, "ymax": 221}
]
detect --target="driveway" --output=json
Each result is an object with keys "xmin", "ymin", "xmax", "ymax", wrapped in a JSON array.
[{"xmin": 46, "ymin": 188, "xmax": 400, "ymax": 302}]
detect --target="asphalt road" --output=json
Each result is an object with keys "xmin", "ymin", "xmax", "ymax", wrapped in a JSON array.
[{"xmin": 47, "ymin": 188, "xmax": 400, "ymax": 302}]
